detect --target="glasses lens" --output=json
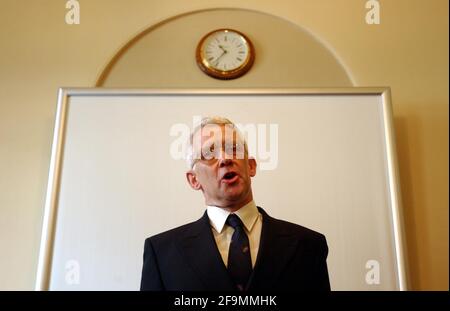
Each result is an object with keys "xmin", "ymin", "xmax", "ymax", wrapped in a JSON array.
[{"xmin": 194, "ymin": 140, "xmax": 245, "ymax": 166}]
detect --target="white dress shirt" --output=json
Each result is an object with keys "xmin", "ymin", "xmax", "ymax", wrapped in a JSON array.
[{"xmin": 207, "ymin": 200, "xmax": 263, "ymax": 268}]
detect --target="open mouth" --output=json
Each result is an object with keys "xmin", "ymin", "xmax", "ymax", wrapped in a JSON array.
[{"xmin": 221, "ymin": 172, "xmax": 239, "ymax": 183}]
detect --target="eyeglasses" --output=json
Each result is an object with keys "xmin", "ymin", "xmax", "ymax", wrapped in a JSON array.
[{"xmin": 192, "ymin": 141, "xmax": 246, "ymax": 167}]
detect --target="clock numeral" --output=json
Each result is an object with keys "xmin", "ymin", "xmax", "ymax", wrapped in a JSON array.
[{"xmin": 237, "ymin": 57, "xmax": 242, "ymax": 62}]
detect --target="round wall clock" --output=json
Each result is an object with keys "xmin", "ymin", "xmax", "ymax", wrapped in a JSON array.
[{"xmin": 195, "ymin": 29, "xmax": 255, "ymax": 80}]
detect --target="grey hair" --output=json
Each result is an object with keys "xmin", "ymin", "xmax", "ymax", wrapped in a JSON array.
[{"xmin": 185, "ymin": 116, "xmax": 247, "ymax": 170}]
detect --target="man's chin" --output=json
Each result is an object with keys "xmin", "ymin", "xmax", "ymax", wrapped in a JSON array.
[
  {"xmin": 221, "ymin": 182, "xmax": 242, "ymax": 193},
  {"xmin": 221, "ymin": 188, "xmax": 247, "ymax": 203}
]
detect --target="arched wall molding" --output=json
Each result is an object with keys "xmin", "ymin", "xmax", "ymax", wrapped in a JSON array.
[{"xmin": 96, "ymin": 7, "xmax": 355, "ymax": 87}]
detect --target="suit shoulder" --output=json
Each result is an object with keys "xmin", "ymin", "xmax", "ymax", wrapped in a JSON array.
[
  {"xmin": 268, "ymin": 215, "xmax": 327, "ymax": 243},
  {"xmin": 144, "ymin": 218, "xmax": 200, "ymax": 246}
]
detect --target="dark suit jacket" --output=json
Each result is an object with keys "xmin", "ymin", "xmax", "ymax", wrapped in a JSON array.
[{"xmin": 140, "ymin": 206, "xmax": 330, "ymax": 291}]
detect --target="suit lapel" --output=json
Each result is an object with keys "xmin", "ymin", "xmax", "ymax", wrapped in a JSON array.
[
  {"xmin": 176, "ymin": 211, "xmax": 235, "ymax": 291},
  {"xmin": 175, "ymin": 207, "xmax": 299, "ymax": 291},
  {"xmin": 246, "ymin": 207, "xmax": 300, "ymax": 290}
]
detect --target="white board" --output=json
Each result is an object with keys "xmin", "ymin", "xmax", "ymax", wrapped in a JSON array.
[{"xmin": 36, "ymin": 88, "xmax": 408, "ymax": 290}]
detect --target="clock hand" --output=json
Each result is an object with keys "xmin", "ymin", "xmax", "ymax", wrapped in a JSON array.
[
  {"xmin": 218, "ymin": 45, "xmax": 228, "ymax": 54},
  {"xmin": 214, "ymin": 50, "xmax": 226, "ymax": 66}
]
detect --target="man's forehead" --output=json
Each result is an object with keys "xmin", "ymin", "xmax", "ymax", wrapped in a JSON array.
[{"xmin": 197, "ymin": 124, "xmax": 240, "ymax": 140}]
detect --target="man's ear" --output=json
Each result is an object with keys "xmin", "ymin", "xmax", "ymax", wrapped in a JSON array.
[
  {"xmin": 248, "ymin": 157, "xmax": 257, "ymax": 177},
  {"xmin": 186, "ymin": 170, "xmax": 202, "ymax": 190}
]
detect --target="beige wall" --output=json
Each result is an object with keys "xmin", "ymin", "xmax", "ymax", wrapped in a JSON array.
[{"xmin": 0, "ymin": 0, "xmax": 447, "ymax": 290}]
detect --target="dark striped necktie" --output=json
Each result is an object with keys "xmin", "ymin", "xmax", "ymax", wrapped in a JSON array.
[{"xmin": 226, "ymin": 213, "xmax": 252, "ymax": 291}]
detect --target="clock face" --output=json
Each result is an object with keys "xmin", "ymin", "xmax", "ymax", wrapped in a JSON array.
[{"xmin": 196, "ymin": 29, "xmax": 255, "ymax": 80}]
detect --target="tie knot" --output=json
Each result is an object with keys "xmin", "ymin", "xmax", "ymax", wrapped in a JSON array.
[{"xmin": 226, "ymin": 214, "xmax": 244, "ymax": 229}]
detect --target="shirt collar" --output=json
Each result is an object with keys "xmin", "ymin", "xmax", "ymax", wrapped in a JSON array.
[{"xmin": 207, "ymin": 200, "xmax": 259, "ymax": 234}]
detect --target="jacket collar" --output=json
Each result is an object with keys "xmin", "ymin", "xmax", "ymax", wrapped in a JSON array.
[
  {"xmin": 206, "ymin": 200, "xmax": 259, "ymax": 234},
  {"xmin": 176, "ymin": 206, "xmax": 299, "ymax": 291}
]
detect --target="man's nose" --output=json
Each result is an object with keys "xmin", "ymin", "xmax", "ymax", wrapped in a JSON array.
[
  {"xmin": 218, "ymin": 157, "xmax": 233, "ymax": 167},
  {"xmin": 217, "ymin": 149, "xmax": 233, "ymax": 167}
]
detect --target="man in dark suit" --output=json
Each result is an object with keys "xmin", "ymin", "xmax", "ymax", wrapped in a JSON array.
[{"xmin": 141, "ymin": 117, "xmax": 330, "ymax": 291}]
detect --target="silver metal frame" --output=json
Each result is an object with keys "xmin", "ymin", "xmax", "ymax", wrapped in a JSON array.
[{"xmin": 35, "ymin": 87, "xmax": 409, "ymax": 290}]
